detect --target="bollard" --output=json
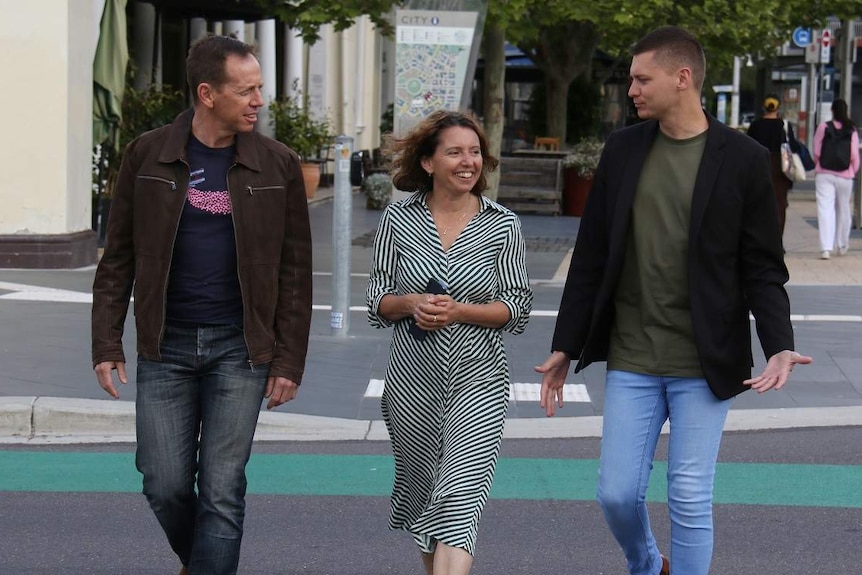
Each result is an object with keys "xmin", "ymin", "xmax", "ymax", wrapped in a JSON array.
[{"xmin": 331, "ymin": 135, "xmax": 354, "ymax": 336}]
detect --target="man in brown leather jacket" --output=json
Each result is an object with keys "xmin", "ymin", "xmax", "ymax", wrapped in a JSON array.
[{"xmin": 91, "ymin": 35, "xmax": 312, "ymax": 575}]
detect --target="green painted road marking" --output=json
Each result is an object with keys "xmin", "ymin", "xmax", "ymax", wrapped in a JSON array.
[{"xmin": 1, "ymin": 452, "xmax": 859, "ymax": 508}]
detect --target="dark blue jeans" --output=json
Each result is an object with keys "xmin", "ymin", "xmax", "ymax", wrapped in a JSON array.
[{"xmin": 136, "ymin": 323, "xmax": 267, "ymax": 575}]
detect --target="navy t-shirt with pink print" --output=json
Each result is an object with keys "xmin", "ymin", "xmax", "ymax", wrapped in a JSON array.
[{"xmin": 165, "ymin": 134, "xmax": 243, "ymax": 326}]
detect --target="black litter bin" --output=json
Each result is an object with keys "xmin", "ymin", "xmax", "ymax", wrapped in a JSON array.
[
  {"xmin": 350, "ymin": 150, "xmax": 370, "ymax": 186},
  {"xmin": 350, "ymin": 150, "xmax": 368, "ymax": 186}
]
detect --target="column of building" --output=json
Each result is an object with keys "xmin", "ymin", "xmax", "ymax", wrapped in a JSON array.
[{"xmin": 0, "ymin": 0, "xmax": 99, "ymax": 267}]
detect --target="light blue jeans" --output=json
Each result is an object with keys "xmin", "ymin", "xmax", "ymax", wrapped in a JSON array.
[
  {"xmin": 597, "ymin": 370, "xmax": 732, "ymax": 575},
  {"xmin": 136, "ymin": 323, "xmax": 267, "ymax": 575}
]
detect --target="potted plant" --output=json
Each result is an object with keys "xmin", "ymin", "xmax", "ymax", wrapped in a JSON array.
[
  {"xmin": 562, "ymin": 137, "xmax": 604, "ymax": 217},
  {"xmin": 361, "ymin": 172, "xmax": 393, "ymax": 210},
  {"xmin": 269, "ymin": 89, "xmax": 334, "ymax": 198},
  {"xmin": 92, "ymin": 81, "xmax": 185, "ymax": 243}
]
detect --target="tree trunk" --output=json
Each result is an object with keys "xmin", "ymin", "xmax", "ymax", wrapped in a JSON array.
[
  {"xmin": 482, "ymin": 21, "xmax": 506, "ymax": 201},
  {"xmin": 544, "ymin": 74, "xmax": 569, "ymax": 143},
  {"xmin": 521, "ymin": 21, "xmax": 599, "ymax": 145}
]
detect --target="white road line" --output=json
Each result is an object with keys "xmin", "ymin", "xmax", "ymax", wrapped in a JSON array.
[
  {"xmin": 363, "ymin": 379, "xmax": 591, "ymax": 403},
  {"xmin": 0, "ymin": 282, "xmax": 93, "ymax": 303},
  {"xmin": 552, "ymin": 248, "xmax": 573, "ymax": 282},
  {"xmin": 366, "ymin": 378, "xmax": 386, "ymax": 397},
  {"xmin": 1, "ymin": 283, "xmax": 860, "ymax": 323}
]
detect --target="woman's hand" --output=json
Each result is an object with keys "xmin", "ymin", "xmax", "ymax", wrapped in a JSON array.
[{"xmin": 414, "ymin": 294, "xmax": 456, "ymax": 331}]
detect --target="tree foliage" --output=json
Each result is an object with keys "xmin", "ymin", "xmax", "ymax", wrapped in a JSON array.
[
  {"xmin": 594, "ymin": 0, "xmax": 849, "ymax": 63},
  {"xmin": 250, "ymin": 0, "xmax": 856, "ymax": 162},
  {"xmin": 255, "ymin": 0, "xmax": 403, "ymax": 43},
  {"xmin": 485, "ymin": 0, "xmax": 855, "ymax": 143}
]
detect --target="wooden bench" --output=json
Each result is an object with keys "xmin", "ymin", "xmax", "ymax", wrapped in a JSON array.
[{"xmin": 496, "ymin": 156, "xmax": 563, "ymax": 215}]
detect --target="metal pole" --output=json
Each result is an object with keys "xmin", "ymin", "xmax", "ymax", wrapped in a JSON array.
[
  {"xmin": 331, "ymin": 135, "xmax": 354, "ymax": 336},
  {"xmin": 839, "ymin": 19, "xmax": 854, "ymax": 107},
  {"xmin": 847, "ymin": 21, "xmax": 860, "ymax": 229},
  {"xmin": 806, "ymin": 62, "xmax": 818, "ymax": 150}
]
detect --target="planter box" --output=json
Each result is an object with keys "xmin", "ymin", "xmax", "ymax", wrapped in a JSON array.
[
  {"xmin": 497, "ymin": 157, "xmax": 563, "ymax": 215},
  {"xmin": 563, "ymin": 168, "xmax": 592, "ymax": 217}
]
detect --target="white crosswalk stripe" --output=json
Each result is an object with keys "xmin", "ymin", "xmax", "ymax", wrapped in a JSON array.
[
  {"xmin": 508, "ymin": 382, "xmax": 590, "ymax": 402},
  {"xmin": 364, "ymin": 379, "xmax": 590, "ymax": 402}
]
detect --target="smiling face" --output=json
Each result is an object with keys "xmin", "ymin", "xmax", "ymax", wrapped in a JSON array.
[
  {"xmin": 628, "ymin": 50, "xmax": 684, "ymax": 122},
  {"xmin": 421, "ymin": 126, "xmax": 483, "ymax": 196},
  {"xmin": 201, "ymin": 53, "xmax": 264, "ymax": 138}
]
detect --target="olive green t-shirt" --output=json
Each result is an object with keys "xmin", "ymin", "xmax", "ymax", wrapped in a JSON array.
[{"xmin": 607, "ymin": 129, "xmax": 707, "ymax": 377}]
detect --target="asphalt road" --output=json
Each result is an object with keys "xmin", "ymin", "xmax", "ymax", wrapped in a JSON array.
[
  {"xmin": 2, "ymin": 427, "xmax": 860, "ymax": 574},
  {"xmin": 2, "ymin": 190, "xmax": 861, "ymax": 574}
]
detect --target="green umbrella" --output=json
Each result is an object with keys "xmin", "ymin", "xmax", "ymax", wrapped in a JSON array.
[{"xmin": 93, "ymin": 0, "xmax": 129, "ymax": 152}]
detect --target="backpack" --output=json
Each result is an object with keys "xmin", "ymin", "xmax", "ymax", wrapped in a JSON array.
[{"xmin": 820, "ymin": 121, "xmax": 853, "ymax": 171}]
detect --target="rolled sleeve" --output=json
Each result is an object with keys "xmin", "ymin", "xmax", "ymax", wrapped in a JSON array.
[
  {"xmin": 366, "ymin": 207, "xmax": 398, "ymax": 329},
  {"xmin": 496, "ymin": 217, "xmax": 532, "ymax": 334}
]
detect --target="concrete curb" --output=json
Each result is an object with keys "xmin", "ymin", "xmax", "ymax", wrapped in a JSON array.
[{"xmin": 1, "ymin": 397, "xmax": 860, "ymax": 444}]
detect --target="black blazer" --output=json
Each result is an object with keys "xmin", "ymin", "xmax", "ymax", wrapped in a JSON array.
[{"xmin": 552, "ymin": 115, "xmax": 793, "ymax": 399}]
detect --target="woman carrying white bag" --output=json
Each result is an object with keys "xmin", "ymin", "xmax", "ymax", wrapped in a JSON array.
[{"xmin": 746, "ymin": 95, "xmax": 796, "ymax": 245}]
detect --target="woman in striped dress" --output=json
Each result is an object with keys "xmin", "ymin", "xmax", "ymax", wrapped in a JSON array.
[{"xmin": 366, "ymin": 110, "xmax": 532, "ymax": 575}]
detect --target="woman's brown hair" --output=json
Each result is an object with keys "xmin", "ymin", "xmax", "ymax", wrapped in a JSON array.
[{"xmin": 384, "ymin": 110, "xmax": 499, "ymax": 196}]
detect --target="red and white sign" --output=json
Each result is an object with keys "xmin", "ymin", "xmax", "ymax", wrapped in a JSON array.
[{"xmin": 820, "ymin": 29, "xmax": 832, "ymax": 63}]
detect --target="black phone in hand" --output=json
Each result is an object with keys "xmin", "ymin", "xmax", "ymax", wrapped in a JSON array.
[{"xmin": 407, "ymin": 278, "xmax": 448, "ymax": 341}]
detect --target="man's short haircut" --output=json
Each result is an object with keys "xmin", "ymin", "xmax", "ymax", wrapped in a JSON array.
[
  {"xmin": 631, "ymin": 26, "xmax": 706, "ymax": 92},
  {"xmin": 186, "ymin": 34, "xmax": 257, "ymax": 102}
]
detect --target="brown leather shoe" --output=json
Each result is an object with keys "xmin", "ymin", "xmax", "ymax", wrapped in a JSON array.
[
  {"xmin": 179, "ymin": 568, "xmax": 188, "ymax": 575},
  {"xmin": 660, "ymin": 554, "xmax": 670, "ymax": 575}
]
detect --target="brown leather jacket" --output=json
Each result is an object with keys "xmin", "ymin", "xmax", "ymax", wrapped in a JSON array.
[{"xmin": 92, "ymin": 109, "xmax": 313, "ymax": 384}]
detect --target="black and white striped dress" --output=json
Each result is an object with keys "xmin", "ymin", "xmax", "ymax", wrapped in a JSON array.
[{"xmin": 366, "ymin": 192, "xmax": 532, "ymax": 555}]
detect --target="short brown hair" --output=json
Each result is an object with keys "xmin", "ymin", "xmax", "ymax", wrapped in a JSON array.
[
  {"xmin": 384, "ymin": 110, "xmax": 498, "ymax": 196},
  {"xmin": 631, "ymin": 26, "xmax": 706, "ymax": 92},
  {"xmin": 186, "ymin": 34, "xmax": 257, "ymax": 102}
]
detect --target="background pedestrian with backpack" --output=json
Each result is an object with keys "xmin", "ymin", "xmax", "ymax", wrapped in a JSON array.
[{"xmin": 813, "ymin": 99, "xmax": 860, "ymax": 259}]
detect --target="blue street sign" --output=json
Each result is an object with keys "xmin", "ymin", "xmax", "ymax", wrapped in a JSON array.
[{"xmin": 792, "ymin": 27, "xmax": 812, "ymax": 48}]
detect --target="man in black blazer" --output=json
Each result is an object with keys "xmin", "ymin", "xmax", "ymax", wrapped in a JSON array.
[{"xmin": 536, "ymin": 27, "xmax": 811, "ymax": 575}]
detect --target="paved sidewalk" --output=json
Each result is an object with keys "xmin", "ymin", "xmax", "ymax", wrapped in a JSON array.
[{"xmin": 782, "ymin": 182, "xmax": 862, "ymax": 285}]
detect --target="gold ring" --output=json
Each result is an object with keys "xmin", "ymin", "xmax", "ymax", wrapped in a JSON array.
[{"xmin": 433, "ymin": 315, "xmax": 438, "ymax": 323}]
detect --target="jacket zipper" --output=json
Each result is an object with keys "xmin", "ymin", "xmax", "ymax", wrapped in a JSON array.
[
  {"xmin": 137, "ymin": 175, "xmax": 177, "ymax": 190},
  {"xmin": 230, "ymin": 164, "xmax": 256, "ymax": 371},
  {"xmin": 156, "ymin": 166, "xmax": 186, "ymax": 359},
  {"xmin": 245, "ymin": 184, "xmax": 283, "ymax": 196}
]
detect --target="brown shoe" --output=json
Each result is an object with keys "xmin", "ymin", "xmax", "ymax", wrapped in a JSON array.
[
  {"xmin": 179, "ymin": 568, "xmax": 188, "ymax": 575},
  {"xmin": 660, "ymin": 554, "xmax": 670, "ymax": 575}
]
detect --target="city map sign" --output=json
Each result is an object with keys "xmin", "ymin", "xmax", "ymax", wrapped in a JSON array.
[{"xmin": 394, "ymin": 9, "xmax": 478, "ymax": 135}]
